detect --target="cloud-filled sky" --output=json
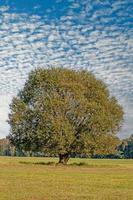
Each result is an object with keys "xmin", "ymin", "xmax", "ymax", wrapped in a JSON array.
[{"xmin": 0, "ymin": 0, "xmax": 133, "ymax": 138}]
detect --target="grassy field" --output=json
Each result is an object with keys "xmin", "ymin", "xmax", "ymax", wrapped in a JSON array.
[{"xmin": 0, "ymin": 157, "xmax": 133, "ymax": 200}]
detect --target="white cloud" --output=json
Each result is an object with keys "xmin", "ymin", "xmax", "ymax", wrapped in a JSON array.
[{"xmin": 0, "ymin": 95, "xmax": 12, "ymax": 138}]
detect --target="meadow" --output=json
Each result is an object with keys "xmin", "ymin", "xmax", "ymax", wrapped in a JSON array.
[{"xmin": 0, "ymin": 157, "xmax": 133, "ymax": 200}]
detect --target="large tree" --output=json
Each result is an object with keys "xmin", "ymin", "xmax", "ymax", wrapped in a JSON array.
[{"xmin": 8, "ymin": 68, "xmax": 123, "ymax": 164}]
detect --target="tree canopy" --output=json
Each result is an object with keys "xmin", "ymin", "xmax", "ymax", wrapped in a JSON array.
[{"xmin": 8, "ymin": 68, "xmax": 123, "ymax": 164}]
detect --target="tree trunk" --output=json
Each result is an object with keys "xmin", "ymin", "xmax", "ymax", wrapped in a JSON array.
[{"xmin": 58, "ymin": 153, "xmax": 69, "ymax": 165}]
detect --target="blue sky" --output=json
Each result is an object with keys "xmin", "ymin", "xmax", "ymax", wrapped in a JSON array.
[{"xmin": 0, "ymin": 0, "xmax": 133, "ymax": 138}]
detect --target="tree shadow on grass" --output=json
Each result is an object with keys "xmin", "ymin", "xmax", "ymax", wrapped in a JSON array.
[
  {"xmin": 19, "ymin": 161, "xmax": 56, "ymax": 166},
  {"xmin": 19, "ymin": 161, "xmax": 119, "ymax": 168},
  {"xmin": 70, "ymin": 162, "xmax": 119, "ymax": 168}
]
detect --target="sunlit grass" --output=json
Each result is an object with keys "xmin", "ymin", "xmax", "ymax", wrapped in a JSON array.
[{"xmin": 0, "ymin": 157, "xmax": 133, "ymax": 200}]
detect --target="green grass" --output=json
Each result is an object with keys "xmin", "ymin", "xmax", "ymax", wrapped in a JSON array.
[{"xmin": 0, "ymin": 157, "xmax": 133, "ymax": 200}]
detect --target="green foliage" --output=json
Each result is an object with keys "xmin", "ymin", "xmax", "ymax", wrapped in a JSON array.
[
  {"xmin": 0, "ymin": 139, "xmax": 10, "ymax": 156},
  {"xmin": 8, "ymin": 68, "xmax": 123, "ymax": 161},
  {"xmin": 118, "ymin": 134, "xmax": 133, "ymax": 158}
]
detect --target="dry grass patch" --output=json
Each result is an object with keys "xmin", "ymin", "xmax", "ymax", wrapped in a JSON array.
[{"xmin": 0, "ymin": 157, "xmax": 133, "ymax": 200}]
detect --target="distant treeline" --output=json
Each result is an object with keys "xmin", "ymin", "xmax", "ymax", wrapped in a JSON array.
[{"xmin": 0, "ymin": 135, "xmax": 133, "ymax": 159}]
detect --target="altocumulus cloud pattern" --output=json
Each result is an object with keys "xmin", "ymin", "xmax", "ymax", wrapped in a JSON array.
[{"xmin": 0, "ymin": 0, "xmax": 133, "ymax": 138}]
